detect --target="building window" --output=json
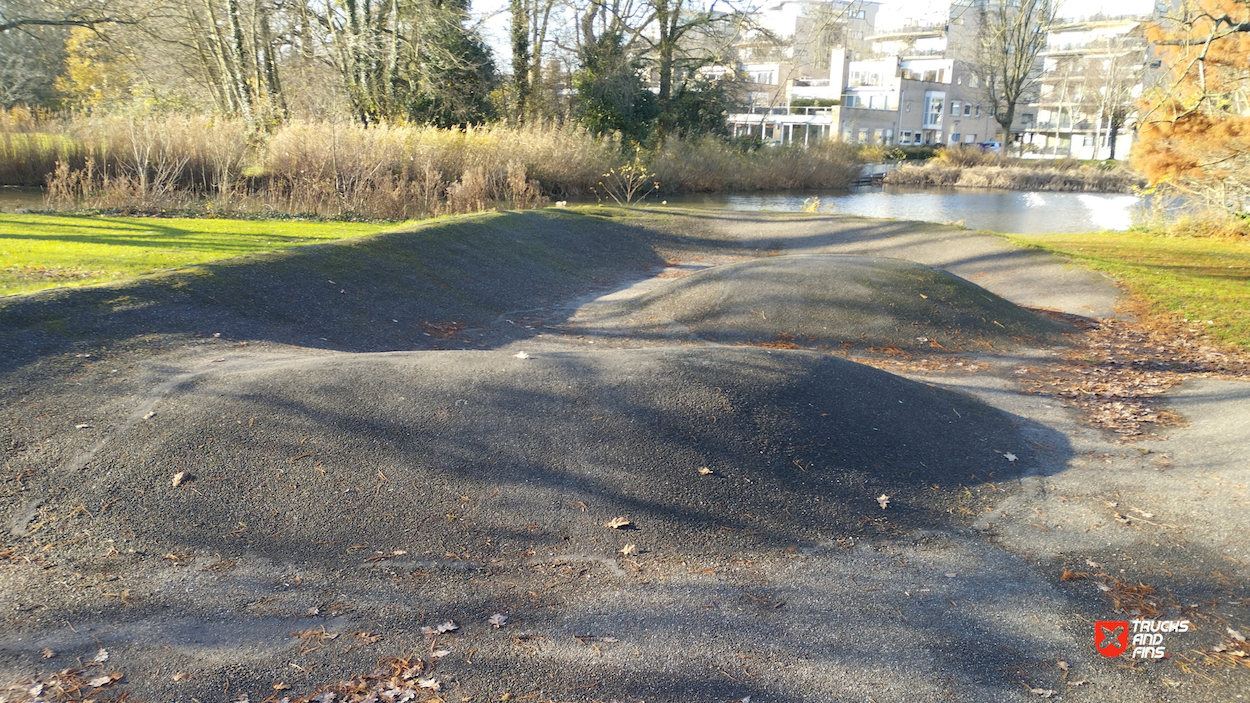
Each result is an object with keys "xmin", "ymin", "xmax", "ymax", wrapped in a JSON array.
[
  {"xmin": 975, "ymin": 104, "xmax": 981, "ymax": 118},
  {"xmin": 885, "ymin": 129, "xmax": 894, "ymax": 145},
  {"xmin": 853, "ymin": 9, "xmax": 866, "ymax": 19},
  {"xmin": 749, "ymin": 70, "xmax": 775, "ymax": 85},
  {"xmin": 859, "ymin": 128, "xmax": 869, "ymax": 142},
  {"xmin": 963, "ymin": 103, "xmax": 972, "ymax": 116},
  {"xmin": 905, "ymin": 101, "xmax": 912, "ymax": 112},
  {"xmin": 901, "ymin": 130, "xmax": 913, "ymax": 144},
  {"xmin": 965, "ymin": 133, "xmax": 976, "ymax": 143},
  {"xmin": 950, "ymin": 100, "xmax": 961, "ymax": 115},
  {"xmin": 869, "ymin": 94, "xmax": 886, "ymax": 109},
  {"xmin": 925, "ymin": 93, "xmax": 944, "ymax": 127}
]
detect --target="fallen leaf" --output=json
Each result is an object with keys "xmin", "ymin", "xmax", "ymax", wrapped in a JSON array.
[
  {"xmin": 40, "ymin": 648, "xmax": 54, "ymax": 659},
  {"xmin": 172, "ymin": 672, "xmax": 191, "ymax": 682},
  {"xmin": 75, "ymin": 423, "xmax": 92, "ymax": 429},
  {"xmin": 1057, "ymin": 660, "xmax": 1069, "ymax": 672},
  {"xmin": 416, "ymin": 678, "xmax": 440, "ymax": 690},
  {"xmin": 1067, "ymin": 679, "xmax": 1089, "ymax": 688},
  {"xmin": 698, "ymin": 467, "xmax": 713, "ymax": 475},
  {"xmin": 27, "ymin": 683, "xmax": 43, "ymax": 697},
  {"xmin": 172, "ymin": 472, "xmax": 188, "ymax": 488},
  {"xmin": 431, "ymin": 649, "xmax": 450, "ymax": 659},
  {"xmin": 1229, "ymin": 627, "xmax": 1246, "ymax": 642},
  {"xmin": 604, "ymin": 516, "xmax": 632, "ymax": 529},
  {"xmin": 1085, "ymin": 559, "xmax": 1102, "ymax": 568},
  {"xmin": 93, "ymin": 648, "xmax": 109, "ymax": 662},
  {"xmin": 877, "ymin": 494, "xmax": 890, "ymax": 510},
  {"xmin": 1004, "ymin": 452, "xmax": 1018, "ymax": 462},
  {"xmin": 1029, "ymin": 689, "xmax": 1056, "ymax": 698},
  {"xmin": 489, "ymin": 613, "xmax": 508, "ymax": 628},
  {"xmin": 514, "ymin": 351, "xmax": 530, "ymax": 359},
  {"xmin": 143, "ymin": 411, "xmax": 156, "ymax": 420},
  {"xmin": 306, "ymin": 606, "xmax": 320, "ymax": 616},
  {"xmin": 619, "ymin": 544, "xmax": 637, "ymax": 556},
  {"xmin": 273, "ymin": 683, "xmax": 291, "ymax": 691},
  {"xmin": 437, "ymin": 620, "xmax": 458, "ymax": 633},
  {"xmin": 88, "ymin": 675, "xmax": 113, "ymax": 688}
]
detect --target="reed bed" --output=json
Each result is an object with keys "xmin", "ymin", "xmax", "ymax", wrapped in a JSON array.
[
  {"xmin": 0, "ymin": 109, "xmax": 866, "ymax": 219},
  {"xmin": 885, "ymin": 145, "xmax": 1145, "ymax": 194}
]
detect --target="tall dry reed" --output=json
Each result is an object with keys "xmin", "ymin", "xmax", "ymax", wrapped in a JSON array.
[
  {"xmin": 650, "ymin": 137, "xmax": 862, "ymax": 193},
  {"xmin": 7, "ymin": 113, "xmax": 866, "ymax": 218}
]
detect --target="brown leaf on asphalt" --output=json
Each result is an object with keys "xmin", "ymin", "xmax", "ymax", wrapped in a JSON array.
[
  {"xmin": 416, "ymin": 677, "xmax": 440, "ymax": 690},
  {"xmin": 88, "ymin": 673, "xmax": 122, "ymax": 687},
  {"xmin": 877, "ymin": 494, "xmax": 890, "ymax": 509},
  {"xmin": 698, "ymin": 467, "xmax": 714, "ymax": 475},
  {"xmin": 172, "ymin": 471, "xmax": 188, "ymax": 487},
  {"xmin": 619, "ymin": 544, "xmax": 638, "ymax": 556},
  {"xmin": 604, "ymin": 516, "xmax": 632, "ymax": 529},
  {"xmin": 1067, "ymin": 679, "xmax": 1089, "ymax": 688},
  {"xmin": 273, "ymin": 682, "xmax": 291, "ymax": 691},
  {"xmin": 93, "ymin": 648, "xmax": 109, "ymax": 662},
  {"xmin": 172, "ymin": 672, "xmax": 191, "ymax": 682},
  {"xmin": 1056, "ymin": 660, "xmax": 1069, "ymax": 672},
  {"xmin": 39, "ymin": 648, "xmax": 54, "ymax": 659},
  {"xmin": 489, "ymin": 613, "xmax": 508, "ymax": 628},
  {"xmin": 1029, "ymin": 688, "xmax": 1056, "ymax": 698},
  {"xmin": 1229, "ymin": 627, "xmax": 1246, "ymax": 642}
]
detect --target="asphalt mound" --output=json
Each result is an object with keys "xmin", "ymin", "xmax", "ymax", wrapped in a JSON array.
[
  {"xmin": 572, "ymin": 254, "xmax": 1071, "ymax": 351},
  {"xmin": 70, "ymin": 347, "xmax": 1051, "ymax": 567}
]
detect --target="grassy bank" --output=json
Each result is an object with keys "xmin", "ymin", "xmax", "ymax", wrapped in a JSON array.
[
  {"xmin": 886, "ymin": 146, "xmax": 1145, "ymax": 193},
  {"xmin": 0, "ymin": 214, "xmax": 403, "ymax": 296},
  {"xmin": 1008, "ymin": 230, "xmax": 1250, "ymax": 349},
  {"xmin": 0, "ymin": 208, "xmax": 676, "ymax": 373},
  {"xmin": 1, "ymin": 109, "xmax": 863, "ymax": 219}
]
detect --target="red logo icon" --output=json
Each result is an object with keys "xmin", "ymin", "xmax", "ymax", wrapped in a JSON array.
[{"xmin": 1096, "ymin": 620, "xmax": 1130, "ymax": 657}]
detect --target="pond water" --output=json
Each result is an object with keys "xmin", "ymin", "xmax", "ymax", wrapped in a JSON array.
[
  {"xmin": 3, "ymin": 184, "xmax": 1159, "ymax": 234},
  {"xmin": 0, "ymin": 186, "xmax": 44, "ymax": 213},
  {"xmin": 648, "ymin": 186, "xmax": 1156, "ymax": 234}
]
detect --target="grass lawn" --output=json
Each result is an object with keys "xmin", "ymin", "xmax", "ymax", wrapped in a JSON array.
[
  {"xmin": 1007, "ymin": 230, "xmax": 1250, "ymax": 350},
  {"xmin": 0, "ymin": 214, "xmax": 406, "ymax": 296}
]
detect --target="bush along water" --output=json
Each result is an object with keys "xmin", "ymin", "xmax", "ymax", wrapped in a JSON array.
[{"xmin": 3, "ymin": 110, "xmax": 866, "ymax": 220}]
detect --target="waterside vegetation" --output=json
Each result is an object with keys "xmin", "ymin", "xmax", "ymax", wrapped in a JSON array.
[
  {"xmin": 1, "ymin": 110, "xmax": 863, "ymax": 220},
  {"xmin": 885, "ymin": 146, "xmax": 1146, "ymax": 194}
]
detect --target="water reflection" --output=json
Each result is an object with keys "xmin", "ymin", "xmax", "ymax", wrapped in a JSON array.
[{"xmin": 653, "ymin": 186, "xmax": 1155, "ymax": 234}]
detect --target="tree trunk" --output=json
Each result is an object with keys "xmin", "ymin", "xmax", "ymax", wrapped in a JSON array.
[{"xmin": 511, "ymin": 0, "xmax": 531, "ymax": 119}]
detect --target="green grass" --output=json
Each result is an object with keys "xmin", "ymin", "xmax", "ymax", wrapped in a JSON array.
[
  {"xmin": 1007, "ymin": 230, "xmax": 1250, "ymax": 349},
  {"xmin": 0, "ymin": 214, "xmax": 406, "ymax": 296}
]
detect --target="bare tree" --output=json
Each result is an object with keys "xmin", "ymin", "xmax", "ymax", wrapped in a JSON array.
[
  {"xmin": 967, "ymin": 0, "xmax": 1058, "ymax": 150},
  {"xmin": 0, "ymin": 0, "xmax": 141, "ymax": 33}
]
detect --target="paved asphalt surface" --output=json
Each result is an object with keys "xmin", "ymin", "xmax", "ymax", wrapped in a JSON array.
[{"xmin": 0, "ymin": 208, "xmax": 1246, "ymax": 703}]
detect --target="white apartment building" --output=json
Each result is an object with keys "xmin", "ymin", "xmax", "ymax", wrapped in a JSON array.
[
  {"xmin": 728, "ymin": 5, "xmax": 999, "ymax": 148},
  {"xmin": 723, "ymin": 0, "xmax": 1155, "ymax": 158},
  {"xmin": 1016, "ymin": 16, "xmax": 1151, "ymax": 159}
]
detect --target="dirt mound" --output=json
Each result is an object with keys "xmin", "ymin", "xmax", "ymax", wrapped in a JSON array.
[
  {"xmin": 49, "ymin": 347, "xmax": 1050, "ymax": 567},
  {"xmin": 572, "ymin": 254, "xmax": 1071, "ymax": 351}
]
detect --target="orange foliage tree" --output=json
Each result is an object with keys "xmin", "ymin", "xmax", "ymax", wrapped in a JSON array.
[{"xmin": 1134, "ymin": 0, "xmax": 1250, "ymax": 212}]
